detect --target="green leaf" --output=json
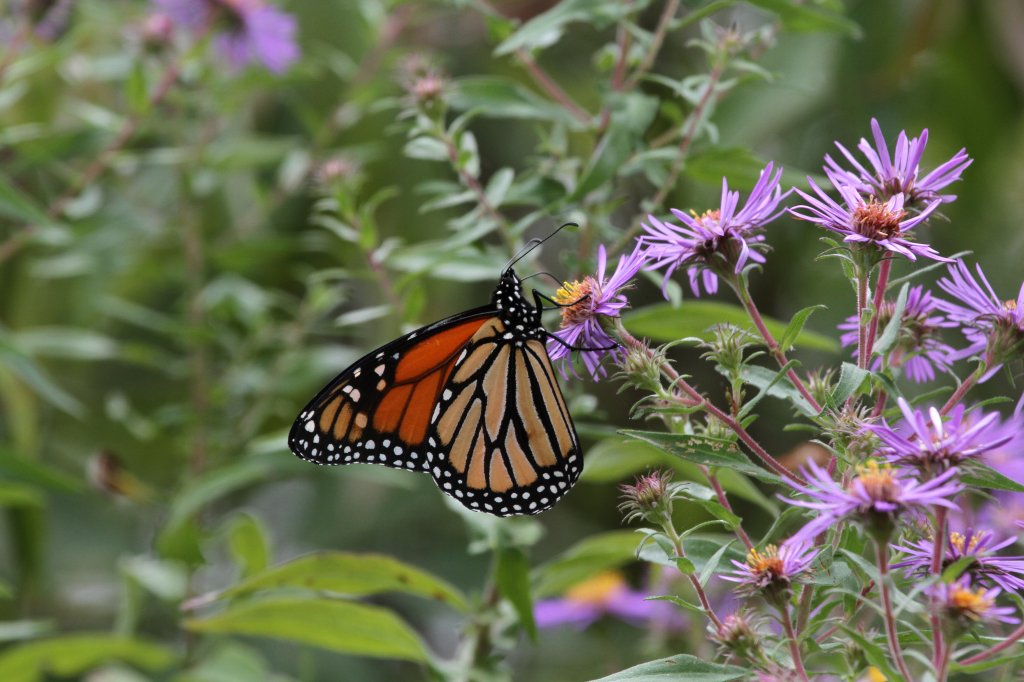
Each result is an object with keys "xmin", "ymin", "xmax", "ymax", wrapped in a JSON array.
[
  {"xmin": 225, "ymin": 514, "xmax": 270, "ymax": 579},
  {"xmin": 450, "ymin": 77, "xmax": 579, "ymax": 125},
  {"xmin": 699, "ymin": 541, "xmax": 736, "ymax": 587},
  {"xmin": 624, "ymin": 301, "xmax": 837, "ymax": 352},
  {"xmin": 745, "ymin": 0, "xmax": 860, "ymax": 36},
  {"xmin": 0, "ymin": 448, "xmax": 82, "ymax": 493},
  {"xmin": 830, "ymin": 362, "xmax": 870, "ymax": 405},
  {"xmin": 684, "ymin": 147, "xmax": 769, "ymax": 188},
  {"xmin": 494, "ymin": 0, "xmax": 630, "ymax": 55},
  {"xmin": 403, "ymin": 136, "xmax": 448, "ymax": 162},
  {"xmin": 589, "ymin": 654, "xmax": 749, "ymax": 681},
  {"xmin": 0, "ymin": 482, "xmax": 43, "ymax": 509},
  {"xmin": 737, "ymin": 359, "xmax": 803, "ymax": 419},
  {"xmin": 0, "ymin": 621, "xmax": 52, "ymax": 644},
  {"xmin": 185, "ymin": 598, "xmax": 430, "ymax": 663},
  {"xmin": 674, "ymin": 483, "xmax": 741, "ymax": 528},
  {"xmin": 125, "ymin": 62, "xmax": 149, "ymax": 115},
  {"xmin": 496, "ymin": 547, "xmax": 537, "ymax": 640},
  {"xmin": 222, "ymin": 552, "xmax": 468, "ymax": 612},
  {"xmin": 10, "ymin": 327, "xmax": 119, "ymax": 360},
  {"xmin": 779, "ymin": 305, "xmax": 828, "ymax": 353},
  {"xmin": 940, "ymin": 555, "xmax": 976, "ymax": 583},
  {"xmin": 0, "ymin": 174, "xmax": 51, "ymax": 224},
  {"xmin": 961, "ymin": 462, "xmax": 1024, "ymax": 493},
  {"xmin": 620, "ymin": 430, "xmax": 781, "ymax": 484},
  {"xmin": 733, "ymin": 364, "xmax": 818, "ymax": 417},
  {"xmin": 872, "ymin": 283, "xmax": 908, "ymax": 357},
  {"xmin": 533, "ymin": 531, "xmax": 640, "ymax": 598},
  {"xmin": 0, "ymin": 635, "xmax": 175, "ymax": 682}
]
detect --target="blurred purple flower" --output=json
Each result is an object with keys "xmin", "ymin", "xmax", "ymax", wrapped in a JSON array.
[
  {"xmin": 894, "ymin": 528, "xmax": 1024, "ymax": 593},
  {"xmin": 534, "ymin": 570, "xmax": 683, "ymax": 630},
  {"xmin": 837, "ymin": 284, "xmax": 956, "ymax": 382},
  {"xmin": 863, "ymin": 397, "xmax": 1011, "ymax": 472},
  {"xmin": 825, "ymin": 118, "xmax": 972, "ymax": 205},
  {"xmin": 720, "ymin": 542, "xmax": 816, "ymax": 596},
  {"xmin": 932, "ymin": 576, "xmax": 1019, "ymax": 624},
  {"xmin": 935, "ymin": 260, "xmax": 1024, "ymax": 382},
  {"xmin": 547, "ymin": 241, "xmax": 647, "ymax": 380},
  {"xmin": 154, "ymin": 0, "xmax": 299, "ymax": 73},
  {"xmin": 781, "ymin": 459, "xmax": 962, "ymax": 546},
  {"xmin": 642, "ymin": 163, "xmax": 785, "ymax": 297},
  {"xmin": 790, "ymin": 176, "xmax": 947, "ymax": 262}
]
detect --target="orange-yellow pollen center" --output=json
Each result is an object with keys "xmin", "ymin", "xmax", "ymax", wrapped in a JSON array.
[
  {"xmin": 949, "ymin": 584, "xmax": 993, "ymax": 620},
  {"xmin": 746, "ymin": 545, "xmax": 784, "ymax": 576},
  {"xmin": 949, "ymin": 532, "xmax": 982, "ymax": 554},
  {"xmin": 555, "ymin": 278, "xmax": 595, "ymax": 327},
  {"xmin": 852, "ymin": 200, "xmax": 905, "ymax": 240},
  {"xmin": 852, "ymin": 460, "xmax": 899, "ymax": 501},
  {"xmin": 1005, "ymin": 299, "xmax": 1018, "ymax": 311},
  {"xmin": 693, "ymin": 208, "xmax": 722, "ymax": 227},
  {"xmin": 565, "ymin": 570, "xmax": 627, "ymax": 605}
]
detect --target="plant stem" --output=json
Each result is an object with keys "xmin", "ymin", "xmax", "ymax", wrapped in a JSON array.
[
  {"xmin": 863, "ymin": 257, "xmax": 892, "ymax": 360},
  {"xmin": 0, "ymin": 24, "xmax": 30, "ymax": 85},
  {"xmin": 930, "ymin": 507, "xmax": 948, "ymax": 671},
  {"xmin": 856, "ymin": 263, "xmax": 871, "ymax": 370},
  {"xmin": 615, "ymin": 322, "xmax": 804, "ymax": 485},
  {"xmin": 703, "ymin": 466, "xmax": 753, "ymax": 550},
  {"xmin": 959, "ymin": 620, "xmax": 1024, "ymax": 665},
  {"xmin": 939, "ymin": 367, "xmax": 980, "ymax": 416},
  {"xmin": 778, "ymin": 601, "xmax": 810, "ymax": 681},
  {"xmin": 622, "ymin": 0, "xmax": 681, "ymax": 90},
  {"xmin": 876, "ymin": 541, "xmax": 915, "ymax": 681},
  {"xmin": 732, "ymin": 275, "xmax": 822, "ymax": 414},
  {"xmin": 662, "ymin": 512, "xmax": 723, "ymax": 630}
]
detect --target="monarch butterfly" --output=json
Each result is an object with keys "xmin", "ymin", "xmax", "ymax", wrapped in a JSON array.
[{"xmin": 288, "ymin": 238, "xmax": 588, "ymax": 517}]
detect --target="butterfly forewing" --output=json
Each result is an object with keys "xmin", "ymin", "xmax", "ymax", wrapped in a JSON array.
[{"xmin": 288, "ymin": 308, "xmax": 494, "ymax": 471}]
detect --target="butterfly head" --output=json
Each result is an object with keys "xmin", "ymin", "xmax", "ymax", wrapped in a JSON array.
[{"xmin": 494, "ymin": 268, "xmax": 542, "ymax": 332}]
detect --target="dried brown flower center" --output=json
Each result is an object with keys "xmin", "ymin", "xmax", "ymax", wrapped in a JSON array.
[
  {"xmin": 852, "ymin": 200, "xmax": 905, "ymax": 241},
  {"xmin": 555, "ymin": 278, "xmax": 596, "ymax": 327},
  {"xmin": 851, "ymin": 460, "xmax": 900, "ymax": 502}
]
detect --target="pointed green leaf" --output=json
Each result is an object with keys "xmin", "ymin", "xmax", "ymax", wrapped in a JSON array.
[
  {"xmin": 222, "ymin": 552, "xmax": 467, "ymax": 611},
  {"xmin": 624, "ymin": 302, "xmax": 837, "ymax": 352},
  {"xmin": 496, "ymin": 547, "xmax": 537, "ymax": 640},
  {"xmin": 534, "ymin": 531, "xmax": 640, "ymax": 598},
  {"xmin": 779, "ymin": 305, "xmax": 828, "ymax": 353},
  {"xmin": 872, "ymin": 283, "xmax": 909, "ymax": 357},
  {"xmin": 961, "ymin": 463, "xmax": 1024, "ymax": 493},
  {"xmin": 589, "ymin": 654, "xmax": 749, "ymax": 681},
  {"xmin": 830, "ymin": 362, "xmax": 870, "ymax": 406},
  {"xmin": 620, "ymin": 430, "xmax": 781, "ymax": 484},
  {"xmin": 185, "ymin": 598, "xmax": 430, "ymax": 663},
  {"xmin": 0, "ymin": 635, "xmax": 175, "ymax": 682}
]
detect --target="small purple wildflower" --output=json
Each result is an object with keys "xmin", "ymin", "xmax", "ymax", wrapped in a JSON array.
[
  {"xmin": 935, "ymin": 260, "xmax": 1024, "ymax": 382},
  {"xmin": 547, "ymin": 241, "xmax": 647, "ymax": 380},
  {"xmin": 894, "ymin": 528, "xmax": 1024, "ymax": 593},
  {"xmin": 154, "ymin": 0, "xmax": 299, "ymax": 73},
  {"xmin": 863, "ymin": 397, "xmax": 1011, "ymax": 472},
  {"xmin": 790, "ymin": 176, "xmax": 947, "ymax": 262},
  {"xmin": 825, "ymin": 118, "xmax": 972, "ymax": 206},
  {"xmin": 782, "ymin": 459, "xmax": 963, "ymax": 545},
  {"xmin": 931, "ymin": 576, "xmax": 1019, "ymax": 625},
  {"xmin": 534, "ymin": 570, "xmax": 683, "ymax": 630},
  {"xmin": 641, "ymin": 163, "xmax": 785, "ymax": 297},
  {"xmin": 720, "ymin": 542, "xmax": 816, "ymax": 597},
  {"xmin": 837, "ymin": 285, "xmax": 956, "ymax": 382}
]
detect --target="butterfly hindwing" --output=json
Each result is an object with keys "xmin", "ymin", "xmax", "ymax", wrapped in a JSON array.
[
  {"xmin": 423, "ymin": 319, "xmax": 582, "ymax": 516},
  {"xmin": 288, "ymin": 307, "xmax": 495, "ymax": 471}
]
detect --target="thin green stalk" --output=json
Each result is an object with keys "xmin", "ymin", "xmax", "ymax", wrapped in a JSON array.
[{"xmin": 876, "ymin": 541, "xmax": 915, "ymax": 681}]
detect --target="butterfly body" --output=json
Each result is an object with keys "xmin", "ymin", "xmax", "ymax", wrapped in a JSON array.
[{"xmin": 288, "ymin": 268, "xmax": 582, "ymax": 516}]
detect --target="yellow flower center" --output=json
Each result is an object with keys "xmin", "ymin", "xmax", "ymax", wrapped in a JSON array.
[
  {"xmin": 555, "ymin": 278, "xmax": 595, "ymax": 327},
  {"xmin": 852, "ymin": 199, "xmax": 905, "ymax": 240},
  {"xmin": 949, "ymin": 584, "xmax": 994, "ymax": 620},
  {"xmin": 746, "ymin": 545, "xmax": 784, "ymax": 577},
  {"xmin": 693, "ymin": 208, "xmax": 722, "ymax": 227},
  {"xmin": 949, "ymin": 532, "xmax": 982, "ymax": 554},
  {"xmin": 1005, "ymin": 299, "xmax": 1018, "ymax": 311},
  {"xmin": 565, "ymin": 570, "xmax": 627, "ymax": 605},
  {"xmin": 851, "ymin": 460, "xmax": 899, "ymax": 501}
]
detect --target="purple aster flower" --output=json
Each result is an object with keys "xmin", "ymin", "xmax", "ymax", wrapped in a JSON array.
[
  {"xmin": 534, "ymin": 570, "xmax": 683, "ymax": 630},
  {"xmin": 720, "ymin": 542, "xmax": 816, "ymax": 597},
  {"xmin": 641, "ymin": 163, "xmax": 785, "ymax": 297},
  {"xmin": 546, "ymin": 241, "xmax": 647, "ymax": 380},
  {"xmin": 838, "ymin": 285, "xmax": 956, "ymax": 382},
  {"xmin": 825, "ymin": 118, "xmax": 972, "ymax": 206},
  {"xmin": 863, "ymin": 397, "xmax": 1011, "ymax": 472},
  {"xmin": 931, "ymin": 576, "xmax": 1019, "ymax": 625},
  {"xmin": 782, "ymin": 459, "xmax": 963, "ymax": 546},
  {"xmin": 790, "ymin": 175, "xmax": 948, "ymax": 262},
  {"xmin": 154, "ymin": 0, "xmax": 299, "ymax": 73},
  {"xmin": 935, "ymin": 260, "xmax": 1024, "ymax": 382},
  {"xmin": 894, "ymin": 528, "xmax": 1024, "ymax": 593}
]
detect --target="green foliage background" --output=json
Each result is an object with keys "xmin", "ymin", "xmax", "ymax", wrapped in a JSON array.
[{"xmin": 1, "ymin": 0, "xmax": 1022, "ymax": 680}]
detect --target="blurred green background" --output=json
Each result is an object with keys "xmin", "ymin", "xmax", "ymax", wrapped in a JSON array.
[{"xmin": 1, "ymin": 0, "xmax": 1022, "ymax": 679}]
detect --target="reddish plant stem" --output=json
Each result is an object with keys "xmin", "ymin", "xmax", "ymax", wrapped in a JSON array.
[
  {"xmin": 615, "ymin": 322, "xmax": 804, "ymax": 485},
  {"xmin": 863, "ymin": 257, "xmax": 892, "ymax": 361},
  {"xmin": 959, "ymin": 620, "xmax": 1024, "ymax": 665},
  {"xmin": 733, "ymin": 276, "xmax": 822, "ymax": 414},
  {"xmin": 778, "ymin": 602, "xmax": 810, "ymax": 681},
  {"xmin": 877, "ymin": 542, "xmax": 915, "ymax": 681},
  {"xmin": 870, "ymin": 390, "xmax": 888, "ymax": 418},
  {"xmin": 514, "ymin": 50, "xmax": 591, "ymax": 125},
  {"xmin": 930, "ymin": 507, "xmax": 948, "ymax": 671},
  {"xmin": 939, "ymin": 368, "xmax": 980, "ymax": 416},
  {"xmin": 703, "ymin": 466, "xmax": 753, "ymax": 550},
  {"xmin": 661, "ymin": 515, "xmax": 723, "ymax": 630},
  {"xmin": 856, "ymin": 267, "xmax": 870, "ymax": 370},
  {"xmin": 622, "ymin": 0, "xmax": 681, "ymax": 90}
]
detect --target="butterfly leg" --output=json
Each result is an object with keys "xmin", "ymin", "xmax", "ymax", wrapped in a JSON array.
[{"xmin": 543, "ymin": 330, "xmax": 618, "ymax": 353}]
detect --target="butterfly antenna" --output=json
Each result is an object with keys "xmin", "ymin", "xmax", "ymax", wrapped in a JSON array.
[
  {"xmin": 520, "ymin": 271, "xmax": 563, "ymax": 287},
  {"xmin": 503, "ymin": 222, "xmax": 578, "ymax": 272}
]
